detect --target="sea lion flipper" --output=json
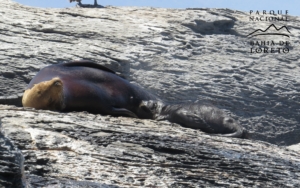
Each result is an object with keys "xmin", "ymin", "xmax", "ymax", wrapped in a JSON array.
[
  {"xmin": 111, "ymin": 107, "xmax": 138, "ymax": 118},
  {"xmin": 63, "ymin": 60, "xmax": 116, "ymax": 74},
  {"xmin": 212, "ymin": 128, "xmax": 248, "ymax": 138}
]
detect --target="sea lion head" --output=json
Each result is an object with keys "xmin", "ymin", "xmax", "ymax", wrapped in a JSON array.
[
  {"xmin": 22, "ymin": 77, "xmax": 65, "ymax": 111},
  {"xmin": 139, "ymin": 100, "xmax": 165, "ymax": 120}
]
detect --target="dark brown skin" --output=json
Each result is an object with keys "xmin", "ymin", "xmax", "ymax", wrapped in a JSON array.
[
  {"xmin": 139, "ymin": 100, "xmax": 247, "ymax": 138},
  {"xmin": 23, "ymin": 60, "xmax": 158, "ymax": 119}
]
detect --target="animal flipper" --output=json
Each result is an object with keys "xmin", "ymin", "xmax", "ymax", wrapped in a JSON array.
[
  {"xmin": 212, "ymin": 128, "xmax": 249, "ymax": 139},
  {"xmin": 110, "ymin": 107, "xmax": 138, "ymax": 118}
]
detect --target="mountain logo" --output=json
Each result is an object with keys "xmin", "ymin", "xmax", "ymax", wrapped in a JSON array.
[{"xmin": 247, "ymin": 24, "xmax": 290, "ymax": 38}]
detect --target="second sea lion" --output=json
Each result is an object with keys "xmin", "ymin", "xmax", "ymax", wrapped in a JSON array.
[{"xmin": 139, "ymin": 100, "xmax": 247, "ymax": 138}]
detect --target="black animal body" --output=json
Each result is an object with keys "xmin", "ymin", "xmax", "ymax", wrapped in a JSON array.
[{"xmin": 22, "ymin": 60, "xmax": 158, "ymax": 119}]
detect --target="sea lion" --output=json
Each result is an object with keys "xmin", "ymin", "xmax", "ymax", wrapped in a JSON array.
[
  {"xmin": 22, "ymin": 60, "xmax": 159, "ymax": 119},
  {"xmin": 139, "ymin": 100, "xmax": 247, "ymax": 138},
  {"xmin": 23, "ymin": 60, "xmax": 247, "ymax": 138}
]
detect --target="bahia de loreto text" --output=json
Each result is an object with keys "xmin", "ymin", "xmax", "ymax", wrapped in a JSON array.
[{"xmin": 248, "ymin": 10, "xmax": 290, "ymax": 54}]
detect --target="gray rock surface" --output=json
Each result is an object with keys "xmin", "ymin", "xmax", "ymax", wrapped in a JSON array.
[
  {"xmin": 0, "ymin": 0, "xmax": 299, "ymax": 145},
  {"xmin": 0, "ymin": 0, "xmax": 300, "ymax": 187},
  {"xmin": 0, "ymin": 132, "xmax": 25, "ymax": 187},
  {"xmin": 1, "ymin": 105, "xmax": 300, "ymax": 187}
]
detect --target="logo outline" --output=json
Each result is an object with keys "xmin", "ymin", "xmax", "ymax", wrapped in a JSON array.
[{"xmin": 247, "ymin": 24, "xmax": 290, "ymax": 38}]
